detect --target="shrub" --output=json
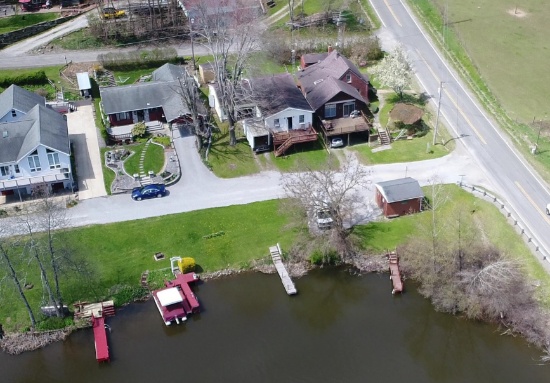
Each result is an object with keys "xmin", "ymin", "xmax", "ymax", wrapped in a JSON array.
[
  {"xmin": 153, "ymin": 136, "xmax": 171, "ymax": 148},
  {"xmin": 35, "ymin": 316, "xmax": 74, "ymax": 331},
  {"xmin": 309, "ymin": 248, "xmax": 340, "ymax": 265},
  {"xmin": 0, "ymin": 70, "xmax": 48, "ymax": 88},
  {"xmin": 132, "ymin": 122, "xmax": 146, "ymax": 138},
  {"xmin": 108, "ymin": 284, "xmax": 149, "ymax": 306},
  {"xmin": 178, "ymin": 257, "xmax": 196, "ymax": 273}
]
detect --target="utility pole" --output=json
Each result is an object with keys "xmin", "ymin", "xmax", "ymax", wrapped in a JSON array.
[{"xmin": 433, "ymin": 81, "xmax": 443, "ymax": 145}]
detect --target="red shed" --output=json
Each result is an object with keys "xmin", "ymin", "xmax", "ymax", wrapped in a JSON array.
[{"xmin": 375, "ymin": 177, "xmax": 424, "ymax": 218}]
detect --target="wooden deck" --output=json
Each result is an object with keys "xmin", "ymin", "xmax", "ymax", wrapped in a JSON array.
[
  {"xmin": 269, "ymin": 244, "xmax": 297, "ymax": 295},
  {"xmin": 388, "ymin": 251, "xmax": 403, "ymax": 294},
  {"xmin": 92, "ymin": 316, "xmax": 110, "ymax": 363},
  {"xmin": 272, "ymin": 125, "xmax": 318, "ymax": 156},
  {"xmin": 321, "ymin": 115, "xmax": 370, "ymax": 137}
]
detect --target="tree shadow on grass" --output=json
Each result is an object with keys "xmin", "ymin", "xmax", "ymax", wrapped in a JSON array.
[{"xmin": 387, "ymin": 92, "xmax": 430, "ymax": 106}]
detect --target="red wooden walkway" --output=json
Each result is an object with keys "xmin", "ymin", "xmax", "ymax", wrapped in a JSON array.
[
  {"xmin": 92, "ymin": 316, "xmax": 109, "ymax": 363},
  {"xmin": 388, "ymin": 251, "xmax": 403, "ymax": 294}
]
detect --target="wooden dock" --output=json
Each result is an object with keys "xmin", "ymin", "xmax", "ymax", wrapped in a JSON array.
[
  {"xmin": 388, "ymin": 251, "xmax": 404, "ymax": 294},
  {"xmin": 92, "ymin": 316, "xmax": 110, "ymax": 363},
  {"xmin": 269, "ymin": 244, "xmax": 297, "ymax": 295}
]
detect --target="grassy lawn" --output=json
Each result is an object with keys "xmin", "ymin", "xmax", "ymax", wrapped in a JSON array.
[
  {"xmin": 113, "ymin": 68, "xmax": 155, "ymax": 85},
  {"xmin": 357, "ymin": 184, "xmax": 550, "ymax": 308},
  {"xmin": 0, "ymin": 200, "xmax": 297, "ymax": 331},
  {"xmin": 0, "ymin": 13, "xmax": 60, "ymax": 34},
  {"xmin": 270, "ymin": 138, "xmax": 338, "ymax": 172},
  {"xmin": 49, "ymin": 29, "xmax": 104, "ymax": 50},
  {"xmin": 204, "ymin": 120, "xmax": 260, "ymax": 178},
  {"xmin": 0, "ymin": 65, "xmax": 79, "ymax": 100},
  {"xmin": 410, "ymin": 0, "xmax": 550, "ymax": 181},
  {"xmin": 123, "ymin": 141, "xmax": 165, "ymax": 175},
  {"xmin": 100, "ymin": 147, "xmax": 115, "ymax": 194}
]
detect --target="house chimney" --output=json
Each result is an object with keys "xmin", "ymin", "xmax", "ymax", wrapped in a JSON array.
[{"xmin": 328, "ymin": 45, "xmax": 333, "ymax": 53}]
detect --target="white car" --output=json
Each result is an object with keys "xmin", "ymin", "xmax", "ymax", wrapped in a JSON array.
[
  {"xmin": 316, "ymin": 209, "xmax": 334, "ymax": 230},
  {"xmin": 546, "ymin": 203, "xmax": 550, "ymax": 215},
  {"xmin": 330, "ymin": 137, "xmax": 344, "ymax": 148}
]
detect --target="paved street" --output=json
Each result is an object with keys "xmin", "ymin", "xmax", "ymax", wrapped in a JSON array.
[{"xmin": 370, "ymin": 0, "xmax": 550, "ymax": 261}]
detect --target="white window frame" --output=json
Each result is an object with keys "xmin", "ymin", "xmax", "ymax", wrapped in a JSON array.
[
  {"xmin": 274, "ymin": 118, "xmax": 280, "ymax": 127},
  {"xmin": 48, "ymin": 151, "xmax": 61, "ymax": 169},
  {"xmin": 14, "ymin": 164, "xmax": 20, "ymax": 173},
  {"xmin": 345, "ymin": 73, "xmax": 352, "ymax": 83},
  {"xmin": 343, "ymin": 102, "xmax": 355, "ymax": 117},
  {"xmin": 325, "ymin": 104, "xmax": 337, "ymax": 118},
  {"xmin": 116, "ymin": 112, "xmax": 131, "ymax": 120},
  {"xmin": 0, "ymin": 165, "xmax": 9, "ymax": 177},
  {"xmin": 299, "ymin": 115, "xmax": 305, "ymax": 123},
  {"xmin": 28, "ymin": 154, "xmax": 41, "ymax": 172}
]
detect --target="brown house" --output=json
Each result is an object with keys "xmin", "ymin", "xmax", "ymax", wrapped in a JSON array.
[{"xmin": 375, "ymin": 177, "xmax": 424, "ymax": 218}]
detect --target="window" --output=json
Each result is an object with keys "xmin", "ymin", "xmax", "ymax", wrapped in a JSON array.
[
  {"xmin": 274, "ymin": 118, "xmax": 280, "ymax": 127},
  {"xmin": 345, "ymin": 73, "xmax": 352, "ymax": 83},
  {"xmin": 343, "ymin": 102, "xmax": 355, "ymax": 117},
  {"xmin": 325, "ymin": 104, "xmax": 336, "ymax": 118},
  {"xmin": 11, "ymin": 109, "xmax": 16, "ymax": 117},
  {"xmin": 28, "ymin": 150, "xmax": 41, "ymax": 172},
  {"xmin": 299, "ymin": 115, "xmax": 305, "ymax": 123},
  {"xmin": 47, "ymin": 150, "xmax": 60, "ymax": 169},
  {"xmin": 116, "ymin": 112, "xmax": 131, "ymax": 120},
  {"xmin": 0, "ymin": 166, "xmax": 8, "ymax": 177},
  {"xmin": 14, "ymin": 164, "xmax": 20, "ymax": 173}
]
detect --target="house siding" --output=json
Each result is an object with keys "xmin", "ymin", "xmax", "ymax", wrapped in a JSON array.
[
  {"xmin": 341, "ymin": 70, "xmax": 370, "ymax": 102},
  {"xmin": 375, "ymin": 189, "xmax": 422, "ymax": 218},
  {"xmin": 265, "ymin": 108, "xmax": 313, "ymax": 132},
  {"xmin": 316, "ymin": 93, "xmax": 367, "ymax": 120}
]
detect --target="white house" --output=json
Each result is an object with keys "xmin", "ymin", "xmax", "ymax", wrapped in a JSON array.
[
  {"xmin": 0, "ymin": 85, "xmax": 72, "ymax": 201},
  {"xmin": 242, "ymin": 73, "xmax": 314, "ymax": 153}
]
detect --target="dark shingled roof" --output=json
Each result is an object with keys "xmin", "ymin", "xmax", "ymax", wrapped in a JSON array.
[
  {"xmin": 297, "ymin": 50, "xmax": 368, "ymax": 92},
  {"xmin": 303, "ymin": 76, "xmax": 366, "ymax": 111},
  {"xmin": 301, "ymin": 52, "xmax": 328, "ymax": 66},
  {"xmin": 0, "ymin": 84, "xmax": 45, "ymax": 117},
  {"xmin": 390, "ymin": 103, "xmax": 424, "ymax": 125},
  {"xmin": 152, "ymin": 63, "xmax": 186, "ymax": 82},
  {"xmin": 375, "ymin": 177, "xmax": 424, "ymax": 203},
  {"xmin": 250, "ymin": 73, "xmax": 312, "ymax": 116},
  {"xmin": 100, "ymin": 81, "xmax": 190, "ymax": 122},
  {"xmin": 0, "ymin": 104, "xmax": 69, "ymax": 163}
]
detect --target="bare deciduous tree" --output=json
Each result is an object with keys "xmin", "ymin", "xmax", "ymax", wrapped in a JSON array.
[
  {"xmin": 282, "ymin": 154, "xmax": 373, "ymax": 261},
  {"xmin": 192, "ymin": 0, "xmax": 260, "ymax": 145}
]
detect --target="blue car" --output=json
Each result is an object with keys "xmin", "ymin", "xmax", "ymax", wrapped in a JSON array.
[{"xmin": 132, "ymin": 184, "xmax": 166, "ymax": 201}]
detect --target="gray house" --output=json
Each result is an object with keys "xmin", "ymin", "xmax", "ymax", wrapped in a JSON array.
[
  {"xmin": 100, "ymin": 63, "xmax": 199, "ymax": 141},
  {"xmin": 0, "ymin": 85, "xmax": 72, "ymax": 200}
]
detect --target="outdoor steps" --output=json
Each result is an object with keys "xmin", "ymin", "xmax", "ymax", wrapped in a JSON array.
[
  {"xmin": 274, "ymin": 133, "xmax": 318, "ymax": 157},
  {"xmin": 145, "ymin": 121, "xmax": 164, "ymax": 132},
  {"xmin": 378, "ymin": 129, "xmax": 391, "ymax": 146}
]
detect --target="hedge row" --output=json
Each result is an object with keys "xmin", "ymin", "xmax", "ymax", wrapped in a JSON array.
[
  {"xmin": 98, "ymin": 47, "xmax": 181, "ymax": 71},
  {"xmin": 0, "ymin": 70, "xmax": 48, "ymax": 87}
]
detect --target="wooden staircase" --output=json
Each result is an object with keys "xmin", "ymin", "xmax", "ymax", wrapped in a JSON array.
[
  {"xmin": 273, "ymin": 127, "xmax": 318, "ymax": 157},
  {"xmin": 378, "ymin": 127, "xmax": 391, "ymax": 146}
]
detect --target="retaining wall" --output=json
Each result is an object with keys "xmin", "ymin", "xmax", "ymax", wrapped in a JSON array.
[{"xmin": 0, "ymin": 15, "xmax": 77, "ymax": 49}]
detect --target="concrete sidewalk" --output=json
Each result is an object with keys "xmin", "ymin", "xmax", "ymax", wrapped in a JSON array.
[{"xmin": 67, "ymin": 104, "xmax": 107, "ymax": 200}]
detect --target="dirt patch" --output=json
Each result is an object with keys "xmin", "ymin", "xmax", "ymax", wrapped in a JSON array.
[{"xmin": 507, "ymin": 8, "xmax": 528, "ymax": 18}]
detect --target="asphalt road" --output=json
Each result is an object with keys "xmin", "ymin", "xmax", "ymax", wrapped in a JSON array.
[{"xmin": 370, "ymin": 0, "xmax": 550, "ymax": 264}]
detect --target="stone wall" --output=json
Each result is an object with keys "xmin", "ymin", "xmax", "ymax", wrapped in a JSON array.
[{"xmin": 0, "ymin": 15, "xmax": 77, "ymax": 49}]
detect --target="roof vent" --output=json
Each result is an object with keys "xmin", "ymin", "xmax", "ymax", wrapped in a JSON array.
[
  {"xmin": 313, "ymin": 79, "xmax": 324, "ymax": 85},
  {"xmin": 2, "ymin": 131, "xmax": 7, "ymax": 138}
]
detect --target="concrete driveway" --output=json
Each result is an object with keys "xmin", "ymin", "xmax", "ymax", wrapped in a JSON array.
[{"xmin": 67, "ymin": 104, "xmax": 107, "ymax": 199}]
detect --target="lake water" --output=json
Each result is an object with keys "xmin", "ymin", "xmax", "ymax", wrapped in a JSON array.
[{"xmin": 1, "ymin": 268, "xmax": 549, "ymax": 382}]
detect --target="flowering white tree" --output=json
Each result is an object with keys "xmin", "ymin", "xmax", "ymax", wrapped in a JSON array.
[{"xmin": 372, "ymin": 46, "xmax": 412, "ymax": 99}]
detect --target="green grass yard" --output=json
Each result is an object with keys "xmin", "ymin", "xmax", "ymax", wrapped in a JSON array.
[
  {"xmin": 270, "ymin": 138, "xmax": 338, "ymax": 172},
  {"xmin": 0, "ymin": 13, "xmax": 59, "ymax": 34},
  {"xmin": 123, "ymin": 141, "xmax": 165, "ymax": 176}
]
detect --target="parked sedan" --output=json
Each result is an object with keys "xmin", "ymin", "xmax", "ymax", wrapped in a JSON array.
[
  {"xmin": 330, "ymin": 137, "xmax": 344, "ymax": 148},
  {"xmin": 132, "ymin": 184, "xmax": 166, "ymax": 201}
]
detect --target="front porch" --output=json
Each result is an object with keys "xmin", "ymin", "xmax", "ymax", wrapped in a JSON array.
[
  {"xmin": 271, "ymin": 124, "xmax": 318, "ymax": 157},
  {"xmin": 107, "ymin": 121, "xmax": 166, "ymax": 143}
]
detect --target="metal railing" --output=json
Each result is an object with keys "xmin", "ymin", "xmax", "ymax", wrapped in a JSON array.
[{"xmin": 458, "ymin": 182, "xmax": 550, "ymax": 266}]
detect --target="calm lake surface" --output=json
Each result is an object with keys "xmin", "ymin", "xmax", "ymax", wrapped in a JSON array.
[{"xmin": 1, "ymin": 268, "xmax": 549, "ymax": 383}]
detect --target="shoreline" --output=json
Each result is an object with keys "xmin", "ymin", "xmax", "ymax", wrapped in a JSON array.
[{"xmin": 0, "ymin": 255, "xmax": 390, "ymax": 355}]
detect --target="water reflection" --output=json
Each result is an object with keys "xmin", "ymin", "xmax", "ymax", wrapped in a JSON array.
[{"xmin": 0, "ymin": 268, "xmax": 548, "ymax": 383}]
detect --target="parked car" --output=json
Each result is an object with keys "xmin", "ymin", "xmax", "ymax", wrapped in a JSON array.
[
  {"xmin": 253, "ymin": 144, "xmax": 271, "ymax": 154},
  {"xmin": 103, "ymin": 7, "xmax": 126, "ymax": 19},
  {"xmin": 330, "ymin": 137, "xmax": 344, "ymax": 148},
  {"xmin": 316, "ymin": 209, "xmax": 334, "ymax": 230},
  {"xmin": 546, "ymin": 203, "xmax": 550, "ymax": 215},
  {"xmin": 132, "ymin": 184, "xmax": 166, "ymax": 201}
]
